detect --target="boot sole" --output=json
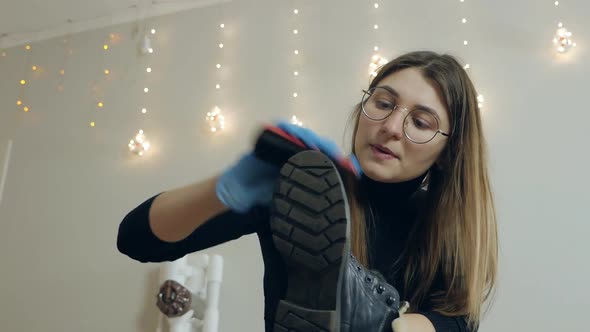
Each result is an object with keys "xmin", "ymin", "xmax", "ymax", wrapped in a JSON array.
[{"xmin": 270, "ymin": 150, "xmax": 350, "ymax": 332}]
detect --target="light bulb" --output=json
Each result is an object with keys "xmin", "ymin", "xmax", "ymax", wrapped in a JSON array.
[
  {"xmin": 103, "ymin": 44, "xmax": 109, "ymax": 50},
  {"xmin": 104, "ymin": 69, "xmax": 110, "ymax": 75},
  {"xmin": 374, "ymin": 24, "xmax": 379, "ymax": 30},
  {"xmin": 1, "ymin": 51, "xmax": 6, "ymax": 57},
  {"xmin": 32, "ymin": 65, "xmax": 37, "ymax": 71},
  {"xmin": 144, "ymin": 88, "xmax": 149, "ymax": 93},
  {"xmin": 25, "ymin": 45, "xmax": 31, "ymax": 50},
  {"xmin": 374, "ymin": 3, "xmax": 379, "ymax": 8},
  {"xmin": 216, "ymin": 84, "xmax": 221, "ymax": 89},
  {"xmin": 464, "ymin": 64, "xmax": 471, "ymax": 69},
  {"xmin": 219, "ymin": 43, "xmax": 224, "ymax": 48},
  {"xmin": 90, "ymin": 122, "xmax": 95, "ymax": 127},
  {"xmin": 146, "ymin": 67, "xmax": 152, "ymax": 73},
  {"xmin": 98, "ymin": 102, "xmax": 104, "ymax": 108},
  {"xmin": 293, "ymin": 9, "xmax": 299, "ymax": 14},
  {"xmin": 20, "ymin": 79, "xmax": 26, "ymax": 85},
  {"xmin": 23, "ymin": 106, "xmax": 30, "ymax": 112},
  {"xmin": 141, "ymin": 108, "xmax": 147, "ymax": 114},
  {"xmin": 59, "ymin": 69, "xmax": 65, "ymax": 75},
  {"xmin": 220, "ymin": 23, "xmax": 225, "ymax": 28},
  {"xmin": 151, "ymin": 28, "xmax": 156, "ymax": 34},
  {"xmin": 16, "ymin": 100, "xmax": 22, "ymax": 106},
  {"xmin": 294, "ymin": 49, "xmax": 299, "ymax": 55},
  {"xmin": 294, "ymin": 71, "xmax": 299, "ymax": 76},
  {"xmin": 148, "ymin": 48, "xmax": 154, "ymax": 53},
  {"xmin": 374, "ymin": 46, "xmax": 379, "ymax": 51},
  {"xmin": 293, "ymin": 92, "xmax": 298, "ymax": 98},
  {"xmin": 464, "ymin": 40, "xmax": 469, "ymax": 45},
  {"xmin": 555, "ymin": 1, "xmax": 559, "ymax": 6},
  {"xmin": 293, "ymin": 29, "xmax": 299, "ymax": 35},
  {"xmin": 216, "ymin": 64, "xmax": 221, "ymax": 69},
  {"xmin": 462, "ymin": 18, "xmax": 467, "ymax": 23}
]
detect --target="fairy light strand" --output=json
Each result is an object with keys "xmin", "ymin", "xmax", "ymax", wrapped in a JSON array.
[
  {"xmin": 290, "ymin": 3, "xmax": 304, "ymax": 126},
  {"xmin": 206, "ymin": 11, "xmax": 227, "ymax": 133},
  {"xmin": 552, "ymin": 2, "xmax": 577, "ymax": 53},
  {"xmin": 369, "ymin": 1, "xmax": 388, "ymax": 79}
]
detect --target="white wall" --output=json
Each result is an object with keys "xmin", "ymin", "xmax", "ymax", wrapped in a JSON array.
[{"xmin": 0, "ymin": 0, "xmax": 588, "ymax": 331}]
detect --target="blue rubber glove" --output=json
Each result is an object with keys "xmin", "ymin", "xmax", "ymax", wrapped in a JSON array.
[
  {"xmin": 276, "ymin": 121, "xmax": 363, "ymax": 177},
  {"xmin": 216, "ymin": 153, "xmax": 281, "ymax": 213}
]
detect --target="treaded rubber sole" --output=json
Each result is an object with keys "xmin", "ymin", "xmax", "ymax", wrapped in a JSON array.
[{"xmin": 271, "ymin": 150, "xmax": 350, "ymax": 332}]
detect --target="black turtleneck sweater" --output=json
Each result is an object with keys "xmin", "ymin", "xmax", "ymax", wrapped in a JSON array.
[{"xmin": 117, "ymin": 175, "xmax": 472, "ymax": 332}]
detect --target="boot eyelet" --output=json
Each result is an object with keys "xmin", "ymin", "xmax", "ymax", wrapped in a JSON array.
[
  {"xmin": 377, "ymin": 285, "xmax": 385, "ymax": 294},
  {"xmin": 386, "ymin": 296, "xmax": 395, "ymax": 306},
  {"xmin": 356, "ymin": 266, "xmax": 361, "ymax": 271},
  {"xmin": 365, "ymin": 276, "xmax": 372, "ymax": 283}
]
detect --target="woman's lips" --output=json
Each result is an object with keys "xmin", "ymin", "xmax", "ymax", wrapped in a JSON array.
[{"xmin": 371, "ymin": 145, "xmax": 399, "ymax": 160}]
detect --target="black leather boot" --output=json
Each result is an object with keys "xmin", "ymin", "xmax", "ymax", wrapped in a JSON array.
[{"xmin": 270, "ymin": 150, "xmax": 401, "ymax": 332}]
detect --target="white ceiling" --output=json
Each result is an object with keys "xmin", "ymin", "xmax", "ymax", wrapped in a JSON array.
[{"xmin": 0, "ymin": 0, "xmax": 228, "ymax": 48}]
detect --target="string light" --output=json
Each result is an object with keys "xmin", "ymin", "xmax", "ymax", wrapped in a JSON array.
[
  {"xmin": 374, "ymin": 3, "xmax": 379, "ymax": 9},
  {"xmin": 31, "ymin": 65, "xmax": 37, "ymax": 71},
  {"xmin": 104, "ymin": 69, "xmax": 110, "ymax": 75},
  {"xmin": 97, "ymin": 102, "xmax": 104, "ymax": 108},
  {"xmin": 216, "ymin": 63, "xmax": 221, "ymax": 69},
  {"xmin": 23, "ymin": 106, "xmax": 30, "ymax": 112},
  {"xmin": 20, "ymin": 79, "xmax": 26, "ymax": 85},
  {"xmin": 206, "ymin": 106, "xmax": 225, "ymax": 132},
  {"xmin": 146, "ymin": 67, "xmax": 152, "ymax": 73},
  {"xmin": 103, "ymin": 44, "xmax": 109, "ymax": 50},
  {"xmin": 141, "ymin": 108, "xmax": 147, "ymax": 114},
  {"xmin": 151, "ymin": 28, "xmax": 156, "ymax": 34},
  {"xmin": 369, "ymin": 54, "xmax": 388, "ymax": 77},
  {"xmin": 144, "ymin": 87, "xmax": 149, "ymax": 93},
  {"xmin": 477, "ymin": 94, "xmax": 485, "ymax": 109},
  {"xmin": 16, "ymin": 100, "xmax": 22, "ymax": 106},
  {"xmin": 373, "ymin": 24, "xmax": 379, "ymax": 30},
  {"xmin": 128, "ymin": 130, "xmax": 151, "ymax": 156},
  {"xmin": 25, "ymin": 44, "xmax": 31, "ymax": 50},
  {"xmin": 294, "ymin": 49, "xmax": 299, "ymax": 55},
  {"xmin": 220, "ymin": 23, "xmax": 225, "ymax": 28},
  {"xmin": 90, "ymin": 122, "xmax": 95, "ymax": 127},
  {"xmin": 216, "ymin": 84, "xmax": 221, "ymax": 89},
  {"xmin": 291, "ymin": 115, "xmax": 303, "ymax": 127},
  {"xmin": 553, "ymin": 23, "xmax": 576, "ymax": 53},
  {"xmin": 293, "ymin": 9, "xmax": 299, "ymax": 14}
]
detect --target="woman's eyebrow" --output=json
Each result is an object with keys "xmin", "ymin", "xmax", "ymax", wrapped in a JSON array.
[{"xmin": 377, "ymin": 85, "xmax": 440, "ymax": 115}]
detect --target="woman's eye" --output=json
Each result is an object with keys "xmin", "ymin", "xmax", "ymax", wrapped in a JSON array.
[{"xmin": 376, "ymin": 100, "xmax": 393, "ymax": 110}]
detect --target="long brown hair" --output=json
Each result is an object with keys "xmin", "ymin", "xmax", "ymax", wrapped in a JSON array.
[{"xmin": 344, "ymin": 51, "xmax": 498, "ymax": 330}]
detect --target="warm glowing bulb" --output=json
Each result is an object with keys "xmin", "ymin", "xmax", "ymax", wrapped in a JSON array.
[
  {"xmin": 216, "ymin": 84, "xmax": 221, "ymax": 89},
  {"xmin": 32, "ymin": 65, "xmax": 37, "ymax": 71},
  {"xmin": 104, "ymin": 69, "xmax": 110, "ymax": 75},
  {"xmin": 219, "ymin": 43, "xmax": 224, "ymax": 48},
  {"xmin": 294, "ymin": 71, "xmax": 299, "ymax": 76},
  {"xmin": 59, "ymin": 69, "xmax": 65, "ymax": 75},
  {"xmin": 464, "ymin": 40, "xmax": 469, "ymax": 45},
  {"xmin": 151, "ymin": 28, "xmax": 156, "ymax": 34},
  {"xmin": 90, "ymin": 122, "xmax": 95, "ymax": 127},
  {"xmin": 148, "ymin": 48, "xmax": 154, "ymax": 53},
  {"xmin": 216, "ymin": 64, "xmax": 221, "ymax": 69},
  {"xmin": 141, "ymin": 108, "xmax": 147, "ymax": 114},
  {"xmin": 109, "ymin": 33, "xmax": 115, "ymax": 39},
  {"xmin": 23, "ymin": 106, "xmax": 30, "ymax": 112},
  {"xmin": 98, "ymin": 102, "xmax": 104, "ymax": 108},
  {"xmin": 220, "ymin": 23, "xmax": 225, "ymax": 28},
  {"xmin": 16, "ymin": 100, "xmax": 22, "ymax": 106},
  {"xmin": 103, "ymin": 44, "xmax": 109, "ymax": 50},
  {"xmin": 293, "ymin": 9, "xmax": 299, "ymax": 14},
  {"xmin": 464, "ymin": 64, "xmax": 471, "ymax": 69},
  {"xmin": 294, "ymin": 49, "xmax": 299, "ymax": 55},
  {"xmin": 555, "ymin": 1, "xmax": 559, "ymax": 6},
  {"xmin": 374, "ymin": 46, "xmax": 379, "ymax": 51},
  {"xmin": 1, "ymin": 51, "xmax": 6, "ymax": 57},
  {"xmin": 293, "ymin": 92, "xmax": 298, "ymax": 98},
  {"xmin": 144, "ymin": 88, "xmax": 149, "ymax": 93},
  {"xmin": 20, "ymin": 79, "xmax": 26, "ymax": 85},
  {"xmin": 374, "ymin": 3, "xmax": 379, "ymax": 8},
  {"xmin": 374, "ymin": 24, "xmax": 379, "ymax": 30},
  {"xmin": 462, "ymin": 18, "xmax": 467, "ymax": 23},
  {"xmin": 146, "ymin": 67, "xmax": 152, "ymax": 73},
  {"xmin": 25, "ymin": 45, "xmax": 31, "ymax": 50},
  {"xmin": 293, "ymin": 29, "xmax": 299, "ymax": 34}
]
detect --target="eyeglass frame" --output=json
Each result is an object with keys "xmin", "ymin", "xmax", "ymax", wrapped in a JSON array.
[{"xmin": 360, "ymin": 87, "xmax": 452, "ymax": 144}]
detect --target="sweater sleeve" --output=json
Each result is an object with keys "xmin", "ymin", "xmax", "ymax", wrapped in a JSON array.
[
  {"xmin": 417, "ymin": 311, "xmax": 473, "ymax": 332},
  {"xmin": 116, "ymin": 192, "xmax": 268, "ymax": 263}
]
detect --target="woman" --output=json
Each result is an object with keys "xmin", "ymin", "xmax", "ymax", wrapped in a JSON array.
[{"xmin": 118, "ymin": 51, "xmax": 498, "ymax": 332}]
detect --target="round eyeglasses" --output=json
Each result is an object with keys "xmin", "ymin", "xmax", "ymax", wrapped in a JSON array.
[{"xmin": 361, "ymin": 87, "xmax": 451, "ymax": 144}]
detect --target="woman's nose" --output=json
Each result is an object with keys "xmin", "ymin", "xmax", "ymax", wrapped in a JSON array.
[{"xmin": 379, "ymin": 110, "xmax": 405, "ymax": 140}]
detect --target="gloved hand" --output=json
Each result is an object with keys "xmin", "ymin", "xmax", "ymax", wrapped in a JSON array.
[
  {"xmin": 216, "ymin": 121, "xmax": 363, "ymax": 213},
  {"xmin": 276, "ymin": 121, "xmax": 362, "ymax": 177},
  {"xmin": 216, "ymin": 153, "xmax": 280, "ymax": 213}
]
